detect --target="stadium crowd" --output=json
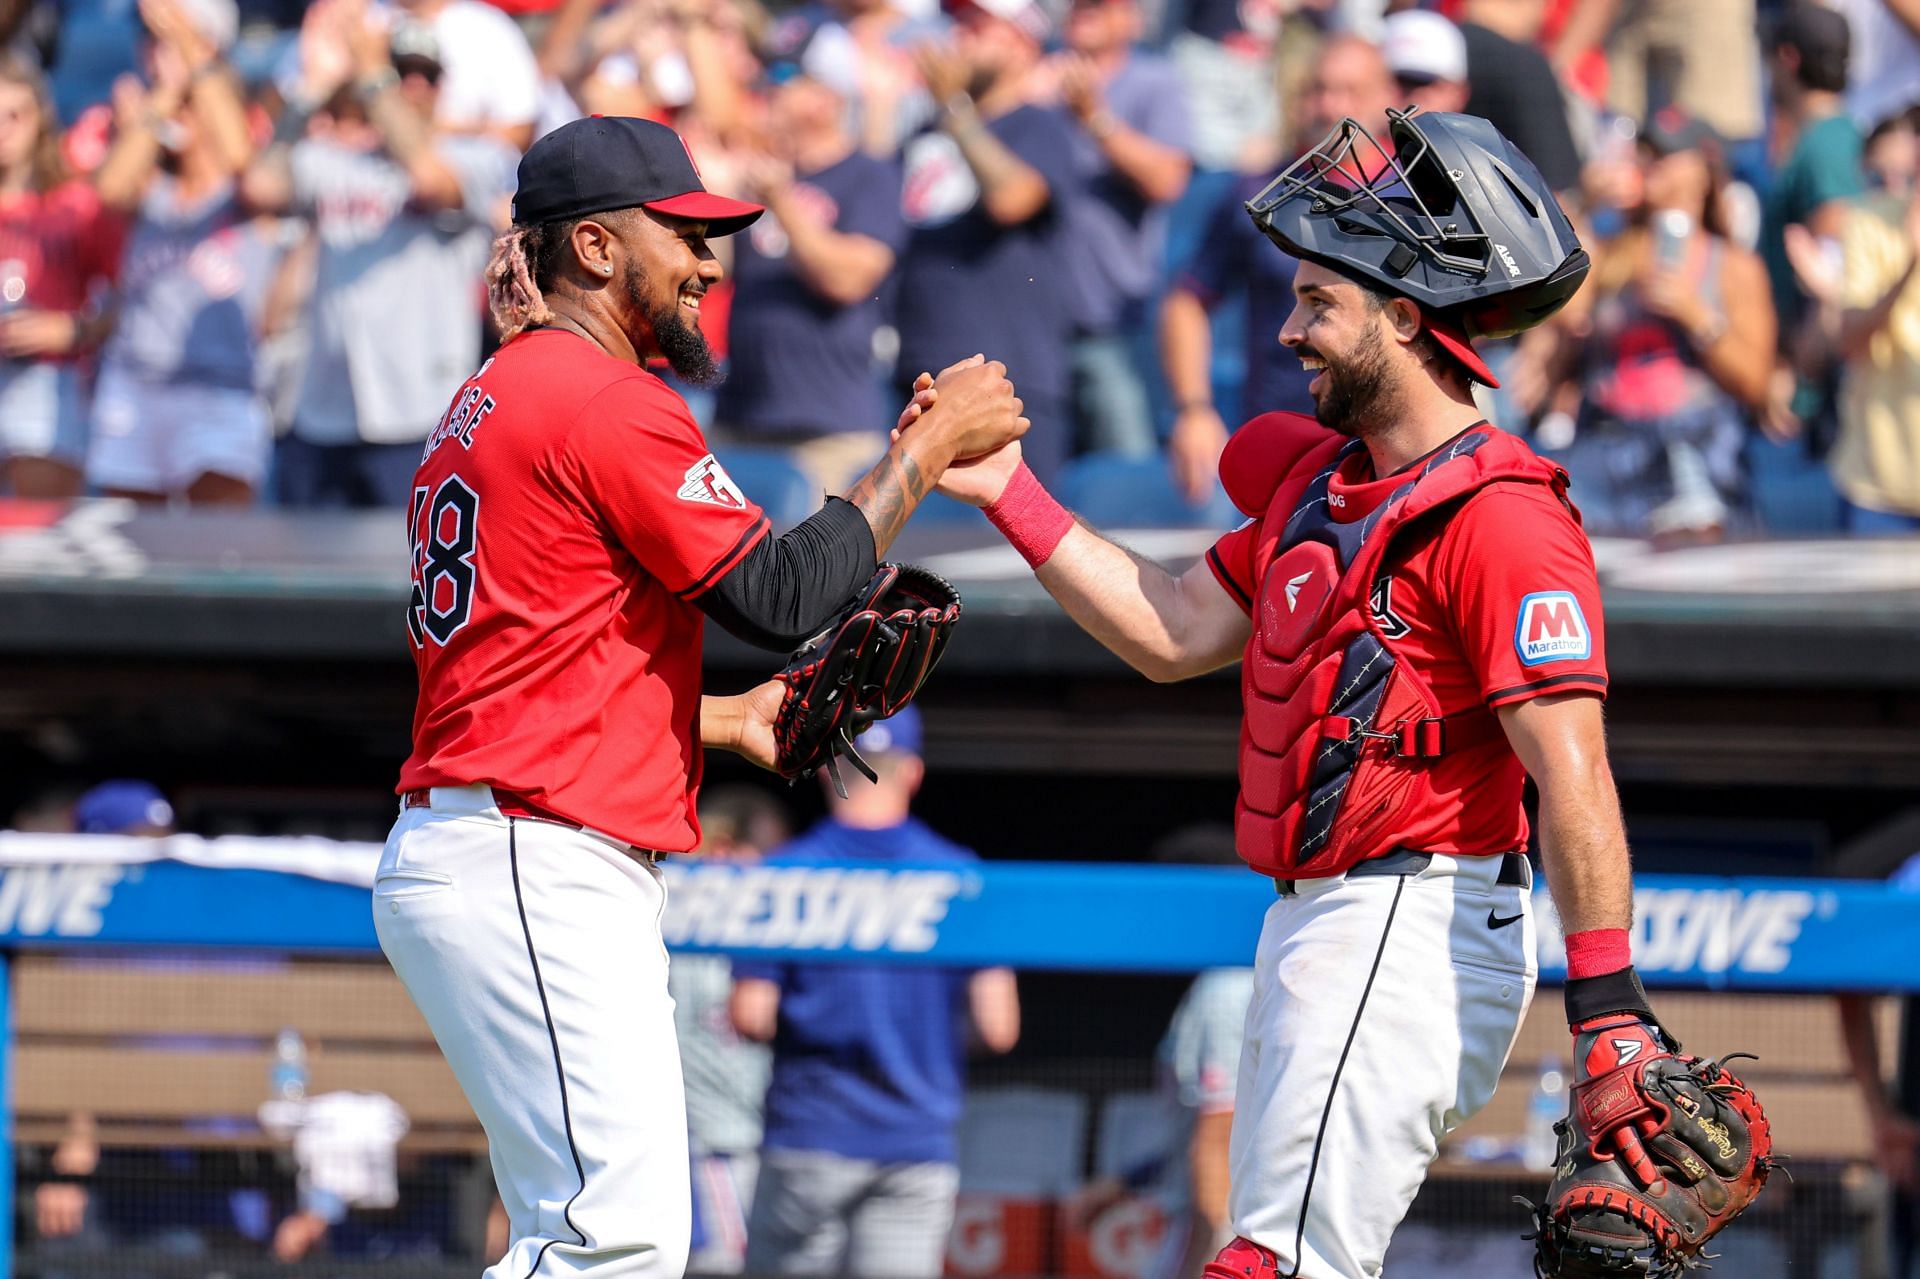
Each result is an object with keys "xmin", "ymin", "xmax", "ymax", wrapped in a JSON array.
[{"xmin": 0, "ymin": 0, "xmax": 1915, "ymax": 536}]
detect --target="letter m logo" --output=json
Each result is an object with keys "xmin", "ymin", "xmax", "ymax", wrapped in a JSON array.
[{"xmin": 1515, "ymin": 591, "xmax": 1591, "ymax": 666}]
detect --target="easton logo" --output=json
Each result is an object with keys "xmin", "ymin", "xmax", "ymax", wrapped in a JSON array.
[
  {"xmin": 1493, "ymin": 242, "xmax": 1521, "ymax": 277},
  {"xmin": 1284, "ymin": 571, "xmax": 1313, "ymax": 612},
  {"xmin": 1611, "ymin": 1038, "xmax": 1645, "ymax": 1064},
  {"xmin": 1514, "ymin": 591, "xmax": 1590, "ymax": 665},
  {"xmin": 677, "ymin": 455, "xmax": 747, "ymax": 509}
]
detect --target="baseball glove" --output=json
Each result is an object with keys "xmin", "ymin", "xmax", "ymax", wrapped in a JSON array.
[
  {"xmin": 1523, "ymin": 1015, "xmax": 1777, "ymax": 1279},
  {"xmin": 771, "ymin": 562, "xmax": 961, "ymax": 795}
]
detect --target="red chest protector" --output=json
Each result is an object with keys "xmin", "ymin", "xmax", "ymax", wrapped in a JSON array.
[{"xmin": 1220, "ymin": 413, "xmax": 1569, "ymax": 879}]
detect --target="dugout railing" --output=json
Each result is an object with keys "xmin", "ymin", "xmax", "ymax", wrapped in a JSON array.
[{"xmin": 0, "ymin": 839, "xmax": 1911, "ymax": 1279}]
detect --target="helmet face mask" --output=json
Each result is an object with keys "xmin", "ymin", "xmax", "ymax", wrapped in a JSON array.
[{"xmin": 1247, "ymin": 108, "xmax": 1589, "ymax": 344}]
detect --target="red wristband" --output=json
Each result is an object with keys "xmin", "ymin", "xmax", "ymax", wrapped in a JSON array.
[
  {"xmin": 1564, "ymin": 927, "xmax": 1631, "ymax": 980},
  {"xmin": 984, "ymin": 461, "xmax": 1074, "ymax": 568}
]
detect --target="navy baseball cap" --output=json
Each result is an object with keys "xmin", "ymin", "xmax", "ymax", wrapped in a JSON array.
[
  {"xmin": 75, "ymin": 780, "xmax": 174, "ymax": 835},
  {"xmin": 856, "ymin": 705, "xmax": 923, "ymax": 758},
  {"xmin": 511, "ymin": 116, "xmax": 763, "ymax": 235}
]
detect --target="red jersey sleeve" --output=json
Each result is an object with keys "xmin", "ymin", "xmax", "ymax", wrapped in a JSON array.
[
  {"xmin": 1433, "ymin": 484, "xmax": 1608, "ymax": 709},
  {"xmin": 1206, "ymin": 518, "xmax": 1258, "ymax": 615},
  {"xmin": 75, "ymin": 186, "xmax": 127, "ymax": 288},
  {"xmin": 562, "ymin": 375, "xmax": 769, "ymax": 597}
]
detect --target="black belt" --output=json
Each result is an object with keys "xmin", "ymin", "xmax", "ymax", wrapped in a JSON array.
[{"xmin": 1273, "ymin": 849, "xmax": 1528, "ymax": 896}]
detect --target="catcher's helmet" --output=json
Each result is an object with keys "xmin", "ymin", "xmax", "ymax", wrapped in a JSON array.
[{"xmin": 1247, "ymin": 109, "xmax": 1588, "ymax": 342}]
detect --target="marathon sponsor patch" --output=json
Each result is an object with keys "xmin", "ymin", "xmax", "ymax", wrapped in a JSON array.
[
  {"xmin": 1514, "ymin": 590, "xmax": 1590, "ymax": 666},
  {"xmin": 677, "ymin": 455, "xmax": 747, "ymax": 509}
]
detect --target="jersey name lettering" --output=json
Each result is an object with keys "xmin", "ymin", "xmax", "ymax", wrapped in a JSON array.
[{"xmin": 423, "ymin": 382, "xmax": 498, "ymax": 462}]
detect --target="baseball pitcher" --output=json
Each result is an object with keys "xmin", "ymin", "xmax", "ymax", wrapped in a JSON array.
[{"xmin": 376, "ymin": 116, "xmax": 1023, "ymax": 1279}]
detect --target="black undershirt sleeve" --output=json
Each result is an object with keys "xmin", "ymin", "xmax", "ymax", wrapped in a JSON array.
[{"xmin": 696, "ymin": 496, "xmax": 878, "ymax": 652}]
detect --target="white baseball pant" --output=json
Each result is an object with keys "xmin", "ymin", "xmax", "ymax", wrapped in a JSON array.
[
  {"xmin": 374, "ymin": 785, "xmax": 691, "ymax": 1279},
  {"xmin": 1228, "ymin": 852, "xmax": 1538, "ymax": 1279}
]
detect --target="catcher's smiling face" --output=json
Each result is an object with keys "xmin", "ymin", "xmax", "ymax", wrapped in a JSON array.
[{"xmin": 1279, "ymin": 259, "xmax": 1418, "ymax": 438}]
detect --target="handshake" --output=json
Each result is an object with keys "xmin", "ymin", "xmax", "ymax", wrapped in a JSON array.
[{"xmin": 890, "ymin": 353, "xmax": 1029, "ymax": 509}]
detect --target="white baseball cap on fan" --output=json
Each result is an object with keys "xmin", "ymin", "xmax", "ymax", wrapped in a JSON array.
[{"xmin": 1381, "ymin": 9, "xmax": 1467, "ymax": 85}]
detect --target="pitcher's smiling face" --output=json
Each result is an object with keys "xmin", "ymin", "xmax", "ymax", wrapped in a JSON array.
[{"xmin": 609, "ymin": 209, "xmax": 724, "ymax": 385}]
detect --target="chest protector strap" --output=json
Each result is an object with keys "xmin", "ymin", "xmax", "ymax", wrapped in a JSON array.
[{"xmin": 1234, "ymin": 422, "xmax": 1568, "ymax": 878}]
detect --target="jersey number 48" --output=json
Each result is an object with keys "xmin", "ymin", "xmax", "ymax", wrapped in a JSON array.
[{"xmin": 409, "ymin": 475, "xmax": 480, "ymax": 649}]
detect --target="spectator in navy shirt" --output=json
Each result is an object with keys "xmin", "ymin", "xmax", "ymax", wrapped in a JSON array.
[
  {"xmin": 731, "ymin": 707, "xmax": 1020, "ymax": 1279},
  {"xmin": 1048, "ymin": 0, "xmax": 1190, "ymax": 458},
  {"xmin": 895, "ymin": 0, "xmax": 1079, "ymax": 483},
  {"xmin": 1159, "ymin": 34, "xmax": 1393, "ymax": 502},
  {"xmin": 716, "ymin": 31, "xmax": 908, "ymax": 497}
]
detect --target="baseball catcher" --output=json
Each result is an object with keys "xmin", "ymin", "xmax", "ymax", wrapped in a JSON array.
[
  {"xmin": 771, "ymin": 562, "xmax": 961, "ymax": 794},
  {"xmin": 898, "ymin": 99, "xmax": 1778, "ymax": 1279},
  {"xmin": 1525, "ymin": 1010, "xmax": 1776, "ymax": 1278}
]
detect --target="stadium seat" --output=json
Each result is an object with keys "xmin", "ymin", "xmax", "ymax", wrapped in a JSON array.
[
  {"xmin": 956, "ymin": 1086, "xmax": 1089, "ymax": 1197},
  {"xmin": 1093, "ymin": 1090, "xmax": 1179, "ymax": 1180},
  {"xmin": 1743, "ymin": 436, "xmax": 1841, "ymax": 534},
  {"xmin": 711, "ymin": 449, "xmax": 822, "ymax": 530},
  {"xmin": 1061, "ymin": 454, "xmax": 1241, "ymax": 529}
]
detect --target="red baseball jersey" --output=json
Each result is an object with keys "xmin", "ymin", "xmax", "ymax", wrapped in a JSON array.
[
  {"xmin": 1207, "ymin": 430, "xmax": 1609, "ymax": 856},
  {"xmin": 398, "ymin": 329, "xmax": 769, "ymax": 851}
]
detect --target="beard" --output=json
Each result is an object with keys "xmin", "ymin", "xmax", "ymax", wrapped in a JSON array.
[
  {"xmin": 625, "ymin": 263, "xmax": 722, "ymax": 387},
  {"xmin": 1307, "ymin": 324, "xmax": 1394, "ymax": 438}
]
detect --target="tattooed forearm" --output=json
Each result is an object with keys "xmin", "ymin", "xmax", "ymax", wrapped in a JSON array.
[{"xmin": 846, "ymin": 444, "xmax": 935, "ymax": 557}]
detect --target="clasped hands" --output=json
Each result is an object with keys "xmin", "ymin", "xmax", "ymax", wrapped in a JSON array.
[{"xmin": 892, "ymin": 354, "xmax": 1028, "ymax": 508}]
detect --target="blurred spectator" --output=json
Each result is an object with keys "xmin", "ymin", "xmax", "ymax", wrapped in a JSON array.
[
  {"xmin": 1159, "ymin": 34, "xmax": 1392, "ymax": 503},
  {"xmin": 33, "ymin": 1111, "xmax": 101, "ymax": 1241},
  {"xmin": 0, "ymin": 53, "xmax": 124, "ymax": 498},
  {"xmin": 1072, "ymin": 823, "xmax": 1247, "ymax": 1279},
  {"xmin": 1162, "ymin": 0, "xmax": 1277, "ymax": 177},
  {"xmin": 242, "ymin": 0, "xmax": 515, "ymax": 508},
  {"xmin": 1758, "ymin": 1, "xmax": 1863, "ymax": 443},
  {"xmin": 713, "ymin": 34, "xmax": 906, "ymax": 497},
  {"xmin": 1457, "ymin": 0, "xmax": 1581, "ymax": 194},
  {"xmin": 1379, "ymin": 9, "xmax": 1470, "ymax": 116},
  {"xmin": 1822, "ymin": 129, "xmax": 1920, "ymax": 532},
  {"xmin": 1837, "ymin": 852, "xmax": 1920, "ymax": 1279},
  {"xmin": 791, "ymin": 0, "xmax": 945, "ymax": 160},
  {"xmin": 1594, "ymin": 0, "xmax": 1764, "ymax": 158},
  {"xmin": 74, "ymin": 778, "xmax": 176, "ymax": 833},
  {"xmin": 1864, "ymin": 106, "xmax": 1920, "ymax": 195},
  {"xmin": 387, "ymin": 0, "xmax": 538, "ymax": 149},
  {"xmin": 894, "ymin": 0, "xmax": 1077, "ymax": 483},
  {"xmin": 86, "ymin": 0, "xmax": 281, "ymax": 506},
  {"xmin": 259, "ymin": 1090, "xmax": 412, "ymax": 1261},
  {"xmin": 1833, "ymin": 0, "xmax": 1920, "ymax": 137},
  {"xmin": 675, "ymin": 785, "xmax": 786, "ymax": 1275},
  {"xmin": 0, "ymin": 0, "xmax": 57, "ymax": 73},
  {"xmin": 731, "ymin": 708, "xmax": 1020, "ymax": 1279},
  {"xmin": 1153, "ymin": 965, "xmax": 1253, "ymax": 1279},
  {"xmin": 1550, "ymin": 109, "xmax": 1774, "ymax": 542},
  {"xmin": 1048, "ymin": 0, "xmax": 1190, "ymax": 459}
]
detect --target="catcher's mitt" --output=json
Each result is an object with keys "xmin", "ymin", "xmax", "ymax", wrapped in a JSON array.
[
  {"xmin": 772, "ymin": 562, "xmax": 961, "ymax": 795},
  {"xmin": 1523, "ymin": 1015, "xmax": 1777, "ymax": 1279}
]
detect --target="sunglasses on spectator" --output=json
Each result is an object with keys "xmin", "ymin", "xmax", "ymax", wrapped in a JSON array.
[
  {"xmin": 393, "ymin": 56, "xmax": 443, "ymax": 85},
  {"xmin": 1394, "ymin": 72, "xmax": 1441, "ymax": 91}
]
